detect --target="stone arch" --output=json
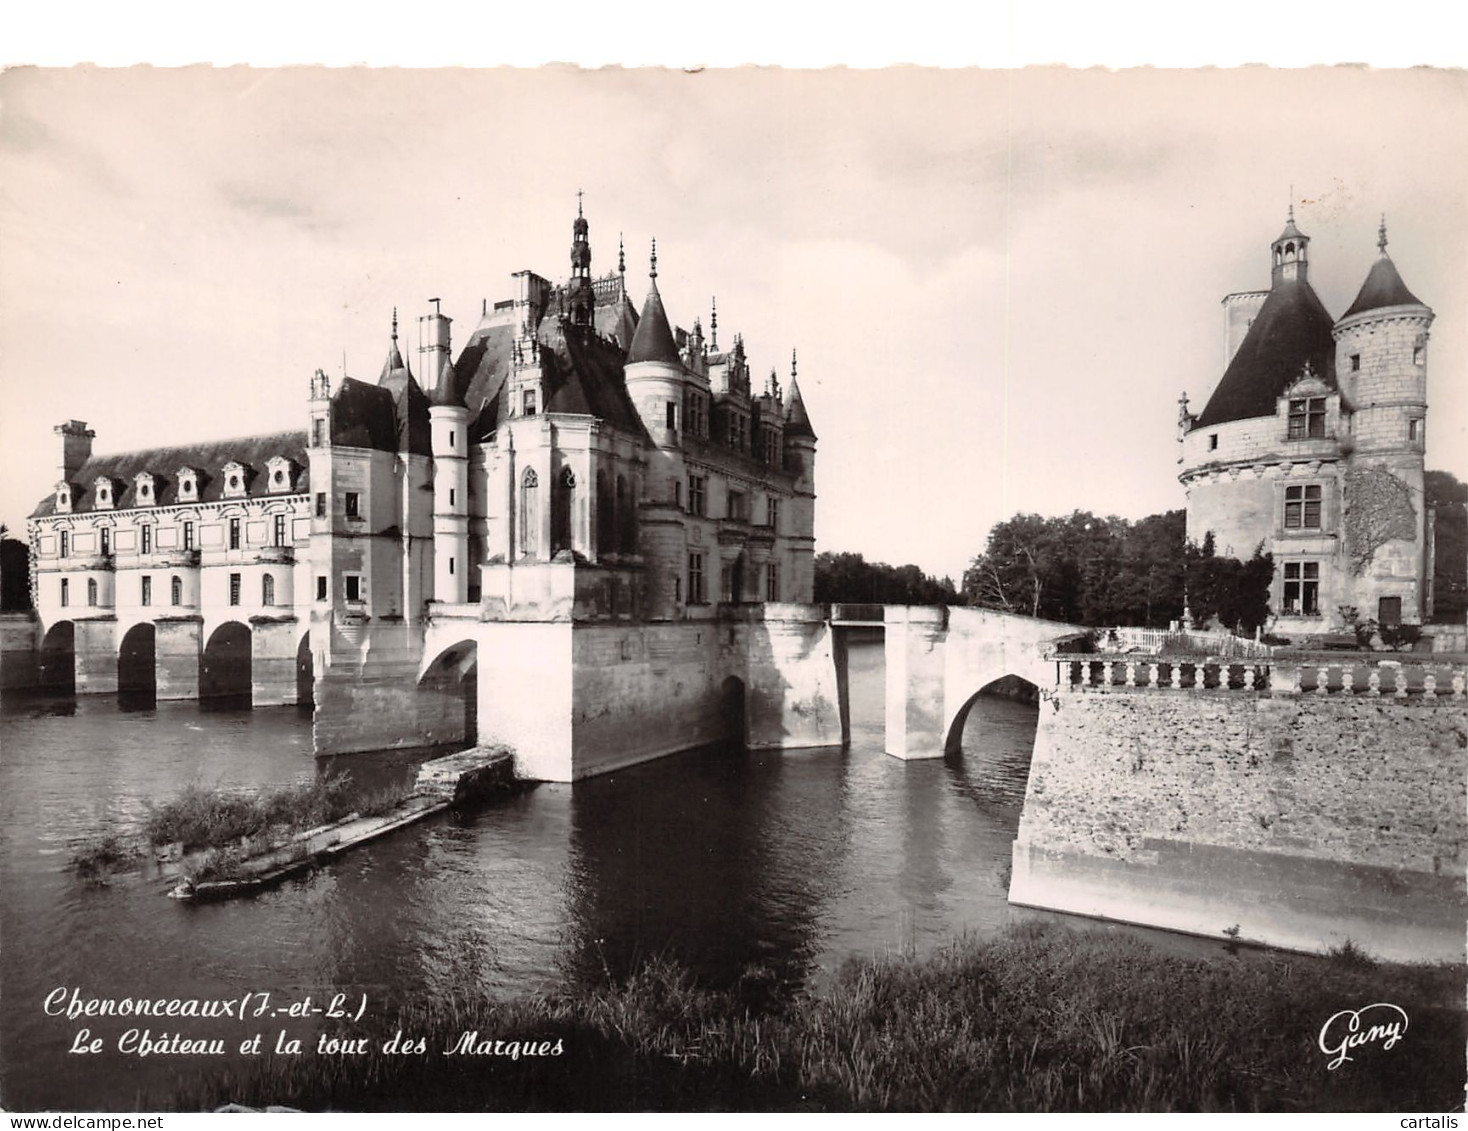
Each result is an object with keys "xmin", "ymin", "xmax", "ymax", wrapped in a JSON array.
[
  {"xmin": 552, "ymin": 466, "xmax": 575, "ymax": 555},
  {"xmin": 942, "ymin": 673, "xmax": 1040, "ymax": 756},
  {"xmin": 38, "ymin": 621, "xmax": 75, "ymax": 694},
  {"xmin": 201, "ymin": 621, "xmax": 252, "ymax": 705},
  {"xmin": 117, "ymin": 622, "xmax": 157, "ymax": 702},
  {"xmin": 295, "ymin": 630, "xmax": 314, "ymax": 709},
  {"xmin": 419, "ymin": 639, "xmax": 478, "ymax": 747},
  {"xmin": 720, "ymin": 675, "xmax": 747, "ymax": 747}
]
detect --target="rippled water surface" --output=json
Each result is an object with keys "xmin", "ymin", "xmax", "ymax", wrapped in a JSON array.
[{"xmin": 2, "ymin": 640, "xmax": 1058, "ymax": 1110}]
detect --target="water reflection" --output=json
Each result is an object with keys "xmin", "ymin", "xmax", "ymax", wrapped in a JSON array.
[{"xmin": 1, "ymin": 641, "xmax": 1061, "ymax": 1111}]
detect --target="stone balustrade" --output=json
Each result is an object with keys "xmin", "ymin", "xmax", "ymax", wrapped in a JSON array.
[{"xmin": 1051, "ymin": 651, "xmax": 1467, "ymax": 702}]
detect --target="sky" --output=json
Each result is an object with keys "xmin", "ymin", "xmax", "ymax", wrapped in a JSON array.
[{"xmin": 1, "ymin": 61, "xmax": 1465, "ymax": 583}]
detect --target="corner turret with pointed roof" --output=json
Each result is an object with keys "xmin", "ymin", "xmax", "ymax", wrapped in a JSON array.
[
  {"xmin": 1341, "ymin": 216, "xmax": 1426, "ymax": 320},
  {"xmin": 783, "ymin": 351, "xmax": 817, "ymax": 441},
  {"xmin": 627, "ymin": 239, "xmax": 682, "ymax": 366}
]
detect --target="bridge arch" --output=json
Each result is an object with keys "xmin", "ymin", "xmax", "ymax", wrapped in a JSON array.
[
  {"xmin": 117, "ymin": 622, "xmax": 157, "ymax": 704},
  {"xmin": 420, "ymin": 638, "xmax": 478, "ymax": 746},
  {"xmin": 38, "ymin": 621, "xmax": 76, "ymax": 695},
  {"xmin": 943, "ymin": 673, "xmax": 1040, "ymax": 755},
  {"xmin": 201, "ymin": 621, "xmax": 252, "ymax": 705}
]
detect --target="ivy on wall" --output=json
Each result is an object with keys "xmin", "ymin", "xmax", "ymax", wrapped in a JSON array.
[{"xmin": 1344, "ymin": 465, "xmax": 1416, "ymax": 575}]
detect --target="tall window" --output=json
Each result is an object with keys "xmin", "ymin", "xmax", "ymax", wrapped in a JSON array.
[
  {"xmin": 765, "ymin": 562, "xmax": 779, "ymax": 602},
  {"xmin": 688, "ymin": 474, "xmax": 706, "ymax": 517},
  {"xmin": 59, "ymin": 530, "xmax": 69, "ymax": 558},
  {"xmin": 182, "ymin": 521, "xmax": 194, "ymax": 550},
  {"xmin": 141, "ymin": 524, "xmax": 152, "ymax": 554},
  {"xmin": 87, "ymin": 578, "xmax": 98, "ymax": 606},
  {"xmin": 262, "ymin": 574, "xmax": 275, "ymax": 606},
  {"xmin": 229, "ymin": 572, "xmax": 241, "ymax": 606},
  {"xmin": 1283, "ymin": 562, "xmax": 1320, "ymax": 615},
  {"xmin": 100, "ymin": 527, "xmax": 111, "ymax": 556},
  {"xmin": 171, "ymin": 575, "xmax": 182, "ymax": 606},
  {"xmin": 666, "ymin": 402, "xmax": 677, "ymax": 430},
  {"xmin": 596, "ymin": 470, "xmax": 613, "ymax": 556},
  {"xmin": 1409, "ymin": 419, "xmax": 1423, "ymax": 443},
  {"xmin": 1284, "ymin": 484, "xmax": 1322, "ymax": 530},
  {"xmin": 228, "ymin": 518, "xmax": 240, "ymax": 549},
  {"xmin": 1287, "ymin": 397, "xmax": 1326, "ymax": 439},
  {"xmin": 344, "ymin": 574, "xmax": 361, "ymax": 602},
  {"xmin": 316, "ymin": 576, "xmax": 328, "ymax": 602},
  {"xmin": 522, "ymin": 389, "xmax": 538, "ymax": 417},
  {"xmin": 767, "ymin": 498, "xmax": 780, "ymax": 532},
  {"xmin": 727, "ymin": 490, "xmax": 747, "ymax": 521},
  {"xmin": 520, "ymin": 469, "xmax": 539, "ymax": 556},
  {"xmin": 344, "ymin": 492, "xmax": 360, "ymax": 520},
  {"xmin": 60, "ymin": 578, "xmax": 69, "ymax": 606},
  {"xmin": 552, "ymin": 467, "xmax": 575, "ymax": 555},
  {"xmin": 273, "ymin": 514, "xmax": 286, "ymax": 547},
  {"xmin": 141, "ymin": 576, "xmax": 152, "ymax": 607},
  {"xmin": 315, "ymin": 492, "xmax": 327, "ymax": 518},
  {"xmin": 688, "ymin": 552, "xmax": 705, "ymax": 605}
]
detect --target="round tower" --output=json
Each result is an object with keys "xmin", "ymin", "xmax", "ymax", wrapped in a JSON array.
[
  {"xmin": 1332, "ymin": 217, "xmax": 1433, "ymax": 624},
  {"xmin": 623, "ymin": 239, "xmax": 687, "ymax": 451},
  {"xmin": 782, "ymin": 354, "xmax": 818, "ymax": 605},
  {"xmin": 425, "ymin": 307, "xmax": 470, "ymax": 604}
]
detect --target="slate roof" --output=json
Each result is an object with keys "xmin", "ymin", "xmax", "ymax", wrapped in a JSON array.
[
  {"xmin": 627, "ymin": 280, "xmax": 682, "ymax": 365},
  {"xmin": 784, "ymin": 377, "xmax": 817, "ymax": 440},
  {"xmin": 1193, "ymin": 278, "xmax": 1338, "ymax": 428},
  {"xmin": 31, "ymin": 430, "xmax": 309, "ymax": 518},
  {"xmin": 331, "ymin": 378, "xmax": 399, "ymax": 452},
  {"xmin": 1341, "ymin": 253, "xmax": 1424, "ymax": 320}
]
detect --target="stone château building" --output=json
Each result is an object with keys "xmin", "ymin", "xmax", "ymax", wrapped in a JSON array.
[
  {"xmin": 25, "ymin": 204, "xmax": 841, "ymax": 779},
  {"xmin": 1178, "ymin": 210, "xmax": 1433, "ymax": 636}
]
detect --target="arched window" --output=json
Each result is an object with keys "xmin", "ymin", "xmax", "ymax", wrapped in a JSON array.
[
  {"xmin": 520, "ymin": 469, "xmax": 539, "ymax": 556},
  {"xmin": 87, "ymin": 578, "xmax": 98, "ymax": 606},
  {"xmin": 59, "ymin": 530, "xmax": 70, "ymax": 558},
  {"xmin": 171, "ymin": 575, "xmax": 182, "ymax": 606},
  {"xmin": 262, "ymin": 574, "xmax": 276, "ymax": 606},
  {"xmin": 552, "ymin": 467, "xmax": 576, "ymax": 555}
]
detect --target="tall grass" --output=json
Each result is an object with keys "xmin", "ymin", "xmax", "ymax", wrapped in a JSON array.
[
  {"xmin": 143, "ymin": 775, "xmax": 409, "ymax": 852},
  {"xmin": 174, "ymin": 920, "xmax": 1465, "ymax": 1113}
]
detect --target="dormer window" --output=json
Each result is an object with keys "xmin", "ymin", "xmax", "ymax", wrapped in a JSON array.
[
  {"xmin": 55, "ymin": 482, "xmax": 72, "ymax": 513},
  {"xmin": 134, "ymin": 472, "xmax": 157, "ymax": 506},
  {"xmin": 93, "ymin": 476, "xmax": 117, "ymax": 510},
  {"xmin": 1287, "ymin": 398, "xmax": 1326, "ymax": 440},
  {"xmin": 265, "ymin": 456, "xmax": 296, "ymax": 494},
  {"xmin": 176, "ymin": 466, "xmax": 200, "ymax": 502},
  {"xmin": 221, "ymin": 461, "xmax": 250, "ymax": 499}
]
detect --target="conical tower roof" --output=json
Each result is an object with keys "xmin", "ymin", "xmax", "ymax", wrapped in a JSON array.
[
  {"xmin": 426, "ymin": 355, "xmax": 464, "ymax": 407},
  {"xmin": 626, "ymin": 240, "xmax": 682, "ymax": 365},
  {"xmin": 1342, "ymin": 220, "xmax": 1424, "ymax": 319},
  {"xmin": 784, "ymin": 377, "xmax": 817, "ymax": 440}
]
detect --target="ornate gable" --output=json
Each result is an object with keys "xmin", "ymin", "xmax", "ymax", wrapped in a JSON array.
[{"xmin": 221, "ymin": 460, "xmax": 252, "ymax": 499}]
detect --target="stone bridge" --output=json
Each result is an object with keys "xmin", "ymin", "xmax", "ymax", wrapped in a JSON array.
[{"xmin": 873, "ymin": 605, "xmax": 1085, "ymax": 759}]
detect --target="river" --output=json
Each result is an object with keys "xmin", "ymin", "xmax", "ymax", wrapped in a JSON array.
[{"xmin": 0, "ymin": 638, "xmax": 1139, "ymax": 1110}]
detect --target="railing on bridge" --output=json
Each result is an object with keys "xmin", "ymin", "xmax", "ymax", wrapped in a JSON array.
[
  {"xmin": 1051, "ymin": 652, "xmax": 1467, "ymax": 700},
  {"xmin": 828, "ymin": 603, "xmax": 887, "ymax": 625}
]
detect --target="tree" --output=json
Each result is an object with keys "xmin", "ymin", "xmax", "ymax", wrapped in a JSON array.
[
  {"xmin": 813, "ymin": 552, "xmax": 959, "ymax": 606},
  {"xmin": 1427, "ymin": 470, "xmax": 1468, "ymax": 623},
  {"xmin": 0, "ymin": 524, "xmax": 32, "ymax": 612}
]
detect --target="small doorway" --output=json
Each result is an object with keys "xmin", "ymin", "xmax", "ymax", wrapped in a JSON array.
[{"xmin": 1378, "ymin": 596, "xmax": 1402, "ymax": 628}]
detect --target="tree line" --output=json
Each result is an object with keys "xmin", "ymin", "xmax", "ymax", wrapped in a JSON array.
[{"xmin": 815, "ymin": 468, "xmax": 1468, "ymax": 632}]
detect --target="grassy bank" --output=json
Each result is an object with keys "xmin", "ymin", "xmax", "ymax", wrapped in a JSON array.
[{"xmin": 176, "ymin": 921, "xmax": 1465, "ymax": 1112}]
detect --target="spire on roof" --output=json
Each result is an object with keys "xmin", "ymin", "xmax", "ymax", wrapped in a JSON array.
[
  {"xmin": 1342, "ymin": 214, "xmax": 1426, "ymax": 319},
  {"xmin": 380, "ymin": 308, "xmax": 408, "ymax": 380},
  {"xmin": 710, "ymin": 297, "xmax": 718, "ymax": 350},
  {"xmin": 784, "ymin": 374, "xmax": 816, "ymax": 441},
  {"xmin": 626, "ymin": 239, "xmax": 681, "ymax": 365}
]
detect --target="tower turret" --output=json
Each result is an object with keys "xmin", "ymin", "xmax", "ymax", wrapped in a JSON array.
[
  {"xmin": 567, "ymin": 194, "xmax": 595, "ymax": 328},
  {"xmin": 782, "ymin": 355, "xmax": 818, "ymax": 602},
  {"xmin": 1271, "ymin": 203, "xmax": 1310, "ymax": 285},
  {"xmin": 1332, "ymin": 215, "xmax": 1433, "ymax": 624},
  {"xmin": 625, "ymin": 239, "xmax": 686, "ymax": 449}
]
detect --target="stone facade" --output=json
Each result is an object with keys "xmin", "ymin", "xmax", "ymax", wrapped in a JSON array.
[
  {"xmin": 1010, "ymin": 667, "xmax": 1468, "ymax": 962},
  {"xmin": 1179, "ymin": 213, "xmax": 1432, "ymax": 637},
  {"xmin": 22, "ymin": 203, "xmax": 831, "ymax": 784}
]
